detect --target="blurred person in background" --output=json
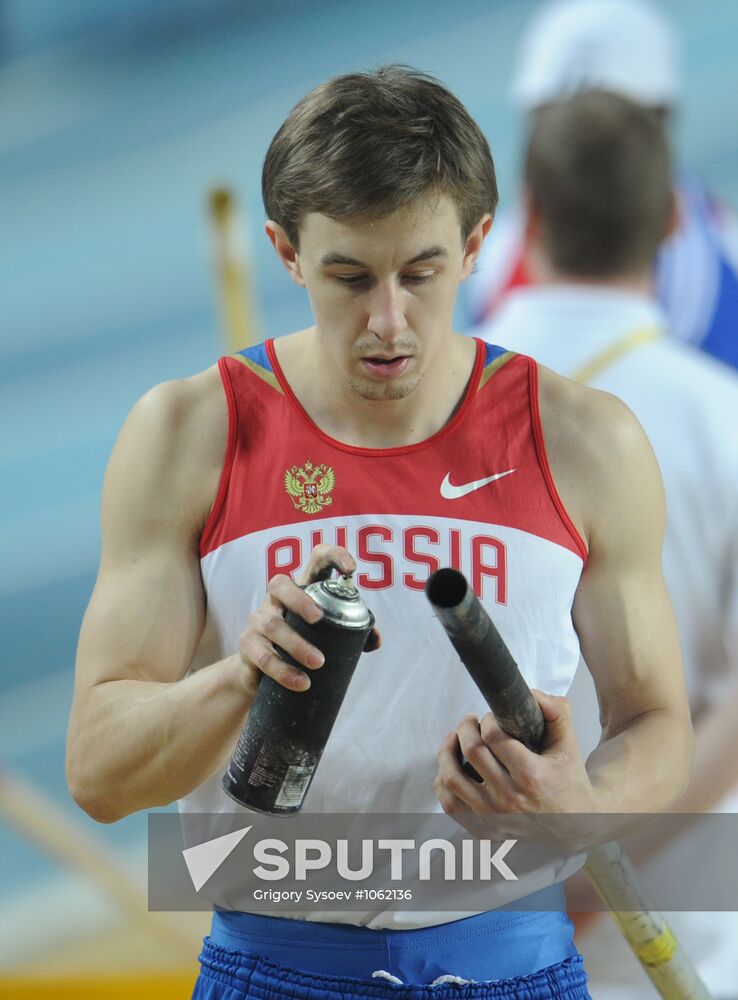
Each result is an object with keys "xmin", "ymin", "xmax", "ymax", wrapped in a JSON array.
[
  {"xmin": 466, "ymin": 0, "xmax": 738, "ymax": 370},
  {"xmin": 478, "ymin": 88, "xmax": 738, "ymax": 998}
]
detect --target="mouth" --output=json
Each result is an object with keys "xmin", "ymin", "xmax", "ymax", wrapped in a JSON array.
[{"xmin": 360, "ymin": 355, "xmax": 412, "ymax": 379}]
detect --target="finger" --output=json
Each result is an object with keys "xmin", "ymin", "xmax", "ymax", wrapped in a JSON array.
[
  {"xmin": 267, "ymin": 574, "xmax": 324, "ymax": 625},
  {"xmin": 240, "ymin": 635, "xmax": 312, "ymax": 691},
  {"xmin": 300, "ymin": 544, "xmax": 356, "ymax": 585},
  {"xmin": 457, "ymin": 715, "xmax": 510, "ymax": 786},
  {"xmin": 240, "ymin": 613, "xmax": 324, "ymax": 685},
  {"xmin": 363, "ymin": 627, "xmax": 382, "ymax": 652},
  {"xmin": 478, "ymin": 711, "xmax": 538, "ymax": 777},
  {"xmin": 531, "ymin": 690, "xmax": 576, "ymax": 752},
  {"xmin": 433, "ymin": 773, "xmax": 467, "ymax": 816},
  {"xmin": 436, "ymin": 734, "xmax": 491, "ymax": 811}
]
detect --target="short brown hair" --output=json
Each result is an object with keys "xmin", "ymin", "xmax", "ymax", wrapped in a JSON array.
[
  {"xmin": 524, "ymin": 91, "xmax": 672, "ymax": 277},
  {"xmin": 262, "ymin": 65, "xmax": 498, "ymax": 246}
]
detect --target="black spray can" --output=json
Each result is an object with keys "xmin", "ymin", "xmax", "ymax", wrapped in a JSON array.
[{"xmin": 222, "ymin": 573, "xmax": 375, "ymax": 814}]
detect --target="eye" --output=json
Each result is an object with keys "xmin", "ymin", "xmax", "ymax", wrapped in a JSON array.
[
  {"xmin": 403, "ymin": 272, "xmax": 435, "ymax": 285},
  {"xmin": 334, "ymin": 273, "xmax": 369, "ymax": 287}
]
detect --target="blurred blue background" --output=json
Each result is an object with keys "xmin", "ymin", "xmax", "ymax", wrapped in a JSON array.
[{"xmin": 1, "ymin": 0, "xmax": 737, "ymax": 970}]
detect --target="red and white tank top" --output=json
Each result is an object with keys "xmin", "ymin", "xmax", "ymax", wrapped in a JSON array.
[{"xmin": 181, "ymin": 337, "xmax": 586, "ymax": 817}]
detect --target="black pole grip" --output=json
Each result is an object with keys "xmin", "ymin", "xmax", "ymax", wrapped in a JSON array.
[{"xmin": 426, "ymin": 568, "xmax": 545, "ymax": 753}]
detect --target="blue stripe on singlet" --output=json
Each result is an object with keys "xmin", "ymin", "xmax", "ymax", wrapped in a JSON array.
[
  {"xmin": 484, "ymin": 341, "xmax": 508, "ymax": 366},
  {"xmin": 237, "ymin": 341, "xmax": 273, "ymax": 372}
]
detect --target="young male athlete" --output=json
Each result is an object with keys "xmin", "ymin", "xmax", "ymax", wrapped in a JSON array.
[{"xmin": 66, "ymin": 67, "xmax": 692, "ymax": 998}]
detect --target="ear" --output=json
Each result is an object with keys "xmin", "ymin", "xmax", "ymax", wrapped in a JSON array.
[
  {"xmin": 265, "ymin": 221, "xmax": 305, "ymax": 287},
  {"xmin": 460, "ymin": 213, "xmax": 493, "ymax": 281},
  {"xmin": 663, "ymin": 187, "xmax": 680, "ymax": 240}
]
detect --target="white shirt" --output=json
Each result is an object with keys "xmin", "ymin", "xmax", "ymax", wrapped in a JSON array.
[
  {"xmin": 465, "ymin": 174, "xmax": 738, "ymax": 370},
  {"xmin": 480, "ymin": 285, "xmax": 738, "ymax": 998},
  {"xmin": 481, "ymin": 286, "xmax": 738, "ymax": 724}
]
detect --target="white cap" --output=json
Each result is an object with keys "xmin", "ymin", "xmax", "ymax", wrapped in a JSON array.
[{"xmin": 512, "ymin": 0, "xmax": 681, "ymax": 110}]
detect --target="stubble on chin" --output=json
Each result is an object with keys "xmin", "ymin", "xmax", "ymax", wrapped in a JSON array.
[{"xmin": 347, "ymin": 374, "xmax": 422, "ymax": 402}]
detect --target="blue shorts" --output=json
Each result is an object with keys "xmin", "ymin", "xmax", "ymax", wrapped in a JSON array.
[{"xmin": 192, "ymin": 886, "xmax": 591, "ymax": 999}]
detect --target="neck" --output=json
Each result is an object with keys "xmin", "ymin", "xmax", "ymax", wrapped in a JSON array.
[
  {"xmin": 526, "ymin": 245, "xmax": 654, "ymax": 298},
  {"xmin": 274, "ymin": 330, "xmax": 478, "ymax": 449}
]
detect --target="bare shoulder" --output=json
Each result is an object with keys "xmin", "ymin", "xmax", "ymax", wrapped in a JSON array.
[
  {"xmin": 104, "ymin": 363, "xmax": 228, "ymax": 541},
  {"xmin": 127, "ymin": 364, "xmax": 226, "ymax": 461},
  {"xmin": 535, "ymin": 364, "xmax": 663, "ymax": 550}
]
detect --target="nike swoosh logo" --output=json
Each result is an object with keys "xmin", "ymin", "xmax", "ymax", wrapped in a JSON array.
[{"xmin": 440, "ymin": 469, "xmax": 517, "ymax": 500}]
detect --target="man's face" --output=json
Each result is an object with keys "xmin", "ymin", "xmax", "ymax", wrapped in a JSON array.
[{"xmin": 289, "ymin": 194, "xmax": 480, "ymax": 402}]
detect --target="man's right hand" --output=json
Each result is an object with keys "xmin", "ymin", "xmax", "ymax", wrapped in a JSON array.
[{"xmin": 238, "ymin": 544, "xmax": 380, "ymax": 693}]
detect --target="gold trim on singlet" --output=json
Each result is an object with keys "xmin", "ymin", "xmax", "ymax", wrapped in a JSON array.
[
  {"xmin": 569, "ymin": 327, "xmax": 663, "ymax": 385},
  {"xmin": 477, "ymin": 350, "xmax": 516, "ymax": 390},
  {"xmin": 230, "ymin": 352, "xmax": 284, "ymax": 393}
]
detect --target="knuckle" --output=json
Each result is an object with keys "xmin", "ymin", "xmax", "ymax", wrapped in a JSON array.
[
  {"xmin": 480, "ymin": 715, "xmax": 501, "ymax": 743},
  {"xmin": 277, "ymin": 664, "xmax": 297, "ymax": 687},
  {"xmin": 464, "ymin": 738, "xmax": 487, "ymax": 763},
  {"xmin": 483, "ymin": 727, "xmax": 503, "ymax": 747},
  {"xmin": 446, "ymin": 773, "xmax": 466, "ymax": 797},
  {"xmin": 262, "ymin": 615, "xmax": 283, "ymax": 640},
  {"xmin": 255, "ymin": 648, "xmax": 274, "ymax": 672},
  {"xmin": 268, "ymin": 574, "xmax": 289, "ymax": 594},
  {"xmin": 559, "ymin": 695, "xmax": 572, "ymax": 716}
]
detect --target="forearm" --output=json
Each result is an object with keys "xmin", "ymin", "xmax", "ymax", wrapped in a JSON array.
[
  {"xmin": 669, "ymin": 692, "xmax": 738, "ymax": 813},
  {"xmin": 580, "ymin": 694, "xmax": 738, "ymax": 871},
  {"xmin": 67, "ymin": 654, "xmax": 255, "ymax": 822},
  {"xmin": 586, "ymin": 706, "xmax": 693, "ymax": 814}
]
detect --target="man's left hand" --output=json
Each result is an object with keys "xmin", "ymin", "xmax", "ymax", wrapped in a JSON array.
[{"xmin": 434, "ymin": 691, "xmax": 600, "ymax": 849}]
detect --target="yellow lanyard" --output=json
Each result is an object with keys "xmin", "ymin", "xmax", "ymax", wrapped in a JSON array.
[{"xmin": 569, "ymin": 327, "xmax": 664, "ymax": 384}]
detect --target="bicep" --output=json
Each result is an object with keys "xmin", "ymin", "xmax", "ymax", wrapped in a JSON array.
[
  {"xmin": 74, "ymin": 382, "xmax": 212, "ymax": 696},
  {"xmin": 76, "ymin": 540, "xmax": 205, "ymax": 691},
  {"xmin": 572, "ymin": 405, "xmax": 688, "ymax": 736}
]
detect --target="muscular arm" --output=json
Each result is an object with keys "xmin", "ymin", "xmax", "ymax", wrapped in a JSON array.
[
  {"xmin": 66, "ymin": 371, "xmax": 248, "ymax": 821},
  {"xmin": 435, "ymin": 369, "xmax": 692, "ymax": 832},
  {"xmin": 66, "ymin": 370, "xmax": 332, "ymax": 823},
  {"xmin": 543, "ymin": 369, "xmax": 694, "ymax": 813}
]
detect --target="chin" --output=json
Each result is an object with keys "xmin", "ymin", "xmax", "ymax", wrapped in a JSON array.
[{"xmin": 348, "ymin": 375, "xmax": 421, "ymax": 402}]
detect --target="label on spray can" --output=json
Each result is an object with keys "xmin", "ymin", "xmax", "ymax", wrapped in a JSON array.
[
  {"xmin": 222, "ymin": 573, "xmax": 374, "ymax": 814},
  {"xmin": 274, "ymin": 766, "xmax": 315, "ymax": 809}
]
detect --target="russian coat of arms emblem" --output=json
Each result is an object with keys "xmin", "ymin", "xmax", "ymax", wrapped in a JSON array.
[{"xmin": 284, "ymin": 461, "xmax": 335, "ymax": 515}]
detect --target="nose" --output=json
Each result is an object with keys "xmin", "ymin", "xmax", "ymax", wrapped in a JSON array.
[{"xmin": 366, "ymin": 280, "xmax": 408, "ymax": 339}]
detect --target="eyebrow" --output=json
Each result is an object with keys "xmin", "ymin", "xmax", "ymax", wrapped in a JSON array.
[{"xmin": 319, "ymin": 246, "xmax": 449, "ymax": 268}]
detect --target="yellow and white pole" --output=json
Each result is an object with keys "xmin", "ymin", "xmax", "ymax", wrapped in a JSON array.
[
  {"xmin": 585, "ymin": 842, "xmax": 710, "ymax": 999},
  {"xmin": 207, "ymin": 186, "xmax": 260, "ymax": 352}
]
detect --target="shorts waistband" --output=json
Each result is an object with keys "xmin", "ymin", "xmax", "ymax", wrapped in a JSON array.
[
  {"xmin": 196, "ymin": 940, "xmax": 590, "ymax": 999},
  {"xmin": 211, "ymin": 882, "xmax": 567, "ymax": 951}
]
